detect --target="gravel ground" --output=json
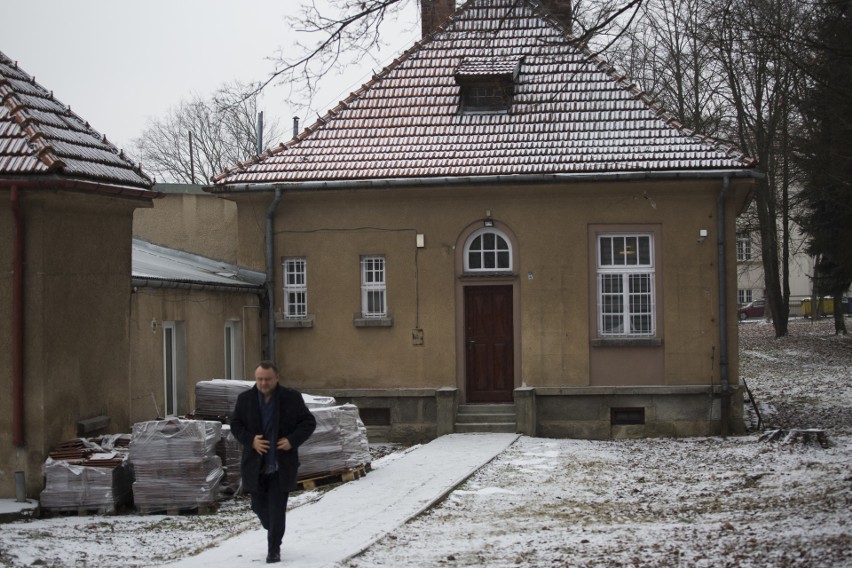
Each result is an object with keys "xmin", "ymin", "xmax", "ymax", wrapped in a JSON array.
[{"xmin": 1, "ymin": 317, "xmax": 849, "ymax": 567}]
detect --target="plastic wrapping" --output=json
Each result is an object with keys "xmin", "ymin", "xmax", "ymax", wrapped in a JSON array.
[
  {"xmin": 298, "ymin": 404, "xmax": 371, "ymax": 479},
  {"xmin": 129, "ymin": 418, "xmax": 223, "ymax": 511},
  {"xmin": 194, "ymin": 380, "xmax": 336, "ymax": 418},
  {"xmin": 217, "ymin": 424, "xmax": 243, "ymax": 492},
  {"xmin": 194, "ymin": 379, "xmax": 254, "ymax": 418},
  {"xmin": 40, "ymin": 455, "xmax": 133, "ymax": 513}
]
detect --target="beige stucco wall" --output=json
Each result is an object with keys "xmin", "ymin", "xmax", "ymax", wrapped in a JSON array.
[
  {"xmin": 225, "ymin": 178, "xmax": 749, "ymax": 399},
  {"xmin": 133, "ymin": 185, "xmax": 238, "ymax": 263},
  {"xmin": 0, "ymin": 188, "xmax": 149, "ymax": 498},
  {"xmin": 128, "ymin": 287, "xmax": 263, "ymax": 425}
]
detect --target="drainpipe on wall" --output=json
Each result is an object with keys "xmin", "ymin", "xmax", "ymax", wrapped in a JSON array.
[
  {"xmin": 265, "ymin": 189, "xmax": 282, "ymax": 361},
  {"xmin": 10, "ymin": 185, "xmax": 25, "ymax": 446},
  {"xmin": 717, "ymin": 176, "xmax": 731, "ymax": 438}
]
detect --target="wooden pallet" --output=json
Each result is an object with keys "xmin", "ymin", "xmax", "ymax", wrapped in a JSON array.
[
  {"xmin": 296, "ymin": 465, "xmax": 370, "ymax": 491},
  {"xmin": 41, "ymin": 506, "xmax": 118, "ymax": 517},
  {"xmin": 136, "ymin": 503, "xmax": 219, "ymax": 516}
]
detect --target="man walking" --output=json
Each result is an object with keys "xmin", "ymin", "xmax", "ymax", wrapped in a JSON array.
[{"xmin": 231, "ymin": 361, "xmax": 316, "ymax": 563}]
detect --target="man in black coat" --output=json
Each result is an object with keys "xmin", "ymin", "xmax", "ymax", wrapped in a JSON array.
[{"xmin": 231, "ymin": 360, "xmax": 316, "ymax": 564}]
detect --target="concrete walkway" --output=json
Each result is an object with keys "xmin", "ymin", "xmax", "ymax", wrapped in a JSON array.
[{"xmin": 168, "ymin": 433, "xmax": 519, "ymax": 568}]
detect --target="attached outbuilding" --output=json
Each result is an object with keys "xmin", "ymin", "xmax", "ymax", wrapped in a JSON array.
[{"xmin": 1, "ymin": 50, "xmax": 158, "ymax": 497}]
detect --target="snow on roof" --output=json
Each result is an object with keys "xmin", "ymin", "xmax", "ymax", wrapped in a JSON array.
[
  {"xmin": 214, "ymin": 0, "xmax": 755, "ymax": 187},
  {"xmin": 0, "ymin": 50, "xmax": 153, "ymax": 190},
  {"xmin": 132, "ymin": 239, "xmax": 265, "ymax": 289}
]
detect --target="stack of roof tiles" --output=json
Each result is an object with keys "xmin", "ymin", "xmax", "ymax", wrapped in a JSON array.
[
  {"xmin": 213, "ymin": 0, "xmax": 754, "ymax": 188},
  {"xmin": 40, "ymin": 436, "xmax": 133, "ymax": 513},
  {"xmin": 0, "ymin": 50, "xmax": 152, "ymax": 189},
  {"xmin": 298, "ymin": 404, "xmax": 372, "ymax": 479},
  {"xmin": 129, "ymin": 419, "xmax": 223, "ymax": 512},
  {"xmin": 194, "ymin": 379, "xmax": 256, "ymax": 420}
]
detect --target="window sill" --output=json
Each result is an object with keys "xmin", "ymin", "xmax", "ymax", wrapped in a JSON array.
[
  {"xmin": 591, "ymin": 337, "xmax": 662, "ymax": 348},
  {"xmin": 353, "ymin": 314, "xmax": 394, "ymax": 328},
  {"xmin": 275, "ymin": 315, "xmax": 314, "ymax": 329}
]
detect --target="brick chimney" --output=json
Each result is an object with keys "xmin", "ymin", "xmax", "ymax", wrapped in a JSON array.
[
  {"xmin": 421, "ymin": 0, "xmax": 456, "ymax": 37},
  {"xmin": 540, "ymin": 0, "xmax": 573, "ymax": 31}
]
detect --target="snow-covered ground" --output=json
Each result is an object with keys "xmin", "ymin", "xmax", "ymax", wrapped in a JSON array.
[{"xmin": 1, "ymin": 317, "xmax": 850, "ymax": 567}]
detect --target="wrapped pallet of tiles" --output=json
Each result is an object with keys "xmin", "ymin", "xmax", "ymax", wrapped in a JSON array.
[
  {"xmin": 40, "ymin": 440, "xmax": 133, "ymax": 514},
  {"xmin": 217, "ymin": 424, "xmax": 242, "ymax": 493},
  {"xmin": 297, "ymin": 404, "xmax": 371, "ymax": 479},
  {"xmin": 130, "ymin": 418, "xmax": 223, "ymax": 512},
  {"xmin": 194, "ymin": 379, "xmax": 254, "ymax": 419}
]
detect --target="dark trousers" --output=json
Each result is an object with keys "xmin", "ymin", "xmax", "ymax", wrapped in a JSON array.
[{"xmin": 251, "ymin": 472, "xmax": 290, "ymax": 554}]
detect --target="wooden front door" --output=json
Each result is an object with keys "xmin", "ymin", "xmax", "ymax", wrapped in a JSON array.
[{"xmin": 464, "ymin": 285, "xmax": 514, "ymax": 403}]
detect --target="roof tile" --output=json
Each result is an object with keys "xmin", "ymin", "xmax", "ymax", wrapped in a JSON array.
[{"xmin": 215, "ymin": 0, "xmax": 756, "ymax": 187}]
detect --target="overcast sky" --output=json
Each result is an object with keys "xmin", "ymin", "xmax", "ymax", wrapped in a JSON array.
[{"xmin": 4, "ymin": 0, "xmax": 420, "ymax": 152}]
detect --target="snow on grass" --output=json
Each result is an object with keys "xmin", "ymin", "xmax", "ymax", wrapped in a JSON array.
[{"xmin": 0, "ymin": 318, "xmax": 849, "ymax": 567}]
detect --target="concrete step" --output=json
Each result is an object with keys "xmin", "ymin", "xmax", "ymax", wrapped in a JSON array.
[
  {"xmin": 455, "ymin": 412, "xmax": 516, "ymax": 424},
  {"xmin": 454, "ymin": 422, "xmax": 517, "ymax": 434},
  {"xmin": 455, "ymin": 404, "xmax": 517, "ymax": 434},
  {"xmin": 457, "ymin": 404, "xmax": 516, "ymax": 415}
]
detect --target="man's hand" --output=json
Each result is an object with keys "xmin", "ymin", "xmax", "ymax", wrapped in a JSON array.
[
  {"xmin": 277, "ymin": 437, "xmax": 292, "ymax": 451},
  {"xmin": 252, "ymin": 434, "xmax": 270, "ymax": 455}
]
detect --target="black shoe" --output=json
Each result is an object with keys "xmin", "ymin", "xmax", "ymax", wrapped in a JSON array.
[{"xmin": 266, "ymin": 551, "xmax": 281, "ymax": 563}]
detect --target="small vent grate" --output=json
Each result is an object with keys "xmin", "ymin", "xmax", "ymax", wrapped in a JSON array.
[
  {"xmin": 611, "ymin": 407, "xmax": 645, "ymax": 425},
  {"xmin": 359, "ymin": 408, "xmax": 391, "ymax": 426}
]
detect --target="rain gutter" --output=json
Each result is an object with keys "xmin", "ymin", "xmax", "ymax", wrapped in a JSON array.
[
  {"xmin": 717, "ymin": 176, "xmax": 731, "ymax": 438},
  {"xmin": 207, "ymin": 169, "xmax": 763, "ymax": 194},
  {"xmin": 0, "ymin": 176, "xmax": 162, "ymax": 200},
  {"xmin": 131, "ymin": 278, "xmax": 266, "ymax": 294},
  {"xmin": 10, "ymin": 186, "xmax": 25, "ymax": 446}
]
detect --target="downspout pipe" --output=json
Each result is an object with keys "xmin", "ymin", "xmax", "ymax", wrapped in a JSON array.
[
  {"xmin": 717, "ymin": 176, "xmax": 731, "ymax": 438},
  {"xmin": 265, "ymin": 189, "xmax": 283, "ymax": 360},
  {"xmin": 11, "ymin": 186, "xmax": 25, "ymax": 446}
]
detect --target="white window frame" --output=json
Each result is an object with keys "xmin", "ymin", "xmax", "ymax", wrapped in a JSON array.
[
  {"xmin": 596, "ymin": 233, "xmax": 656, "ymax": 337},
  {"xmin": 162, "ymin": 321, "xmax": 185, "ymax": 416},
  {"xmin": 283, "ymin": 257, "xmax": 307, "ymax": 319},
  {"xmin": 464, "ymin": 228, "xmax": 512, "ymax": 272},
  {"xmin": 737, "ymin": 234, "xmax": 752, "ymax": 261},
  {"xmin": 361, "ymin": 255, "xmax": 387, "ymax": 318},
  {"xmin": 224, "ymin": 321, "xmax": 243, "ymax": 380},
  {"xmin": 738, "ymin": 289, "xmax": 754, "ymax": 306}
]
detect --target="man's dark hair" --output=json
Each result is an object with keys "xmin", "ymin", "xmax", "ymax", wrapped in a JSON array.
[{"xmin": 256, "ymin": 360, "xmax": 279, "ymax": 374}]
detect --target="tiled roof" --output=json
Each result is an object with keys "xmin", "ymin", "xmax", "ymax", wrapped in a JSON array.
[
  {"xmin": 214, "ymin": 0, "xmax": 755, "ymax": 187},
  {"xmin": 0, "ymin": 50, "xmax": 153, "ymax": 189}
]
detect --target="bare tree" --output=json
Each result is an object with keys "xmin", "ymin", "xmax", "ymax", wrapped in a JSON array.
[
  {"xmin": 250, "ymin": 0, "xmax": 648, "ymax": 111},
  {"xmin": 132, "ymin": 82, "xmax": 283, "ymax": 184}
]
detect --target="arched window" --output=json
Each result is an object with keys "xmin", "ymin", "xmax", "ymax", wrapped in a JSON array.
[{"xmin": 465, "ymin": 229, "xmax": 512, "ymax": 272}]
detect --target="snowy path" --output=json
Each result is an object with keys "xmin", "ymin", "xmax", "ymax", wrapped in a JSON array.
[{"xmin": 167, "ymin": 433, "xmax": 519, "ymax": 567}]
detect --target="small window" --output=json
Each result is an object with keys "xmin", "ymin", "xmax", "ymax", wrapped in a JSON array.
[
  {"xmin": 361, "ymin": 255, "xmax": 387, "ymax": 318},
  {"xmin": 737, "ymin": 234, "xmax": 752, "ymax": 261},
  {"xmin": 224, "ymin": 321, "xmax": 243, "ymax": 380},
  {"xmin": 460, "ymin": 84, "xmax": 513, "ymax": 113},
  {"xmin": 283, "ymin": 257, "xmax": 307, "ymax": 319},
  {"xmin": 455, "ymin": 56, "xmax": 522, "ymax": 114},
  {"xmin": 465, "ymin": 229, "xmax": 512, "ymax": 272},
  {"xmin": 597, "ymin": 234, "xmax": 655, "ymax": 337},
  {"xmin": 738, "ymin": 289, "xmax": 753, "ymax": 305}
]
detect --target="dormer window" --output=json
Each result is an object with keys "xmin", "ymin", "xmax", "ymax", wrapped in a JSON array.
[{"xmin": 455, "ymin": 56, "xmax": 522, "ymax": 114}]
